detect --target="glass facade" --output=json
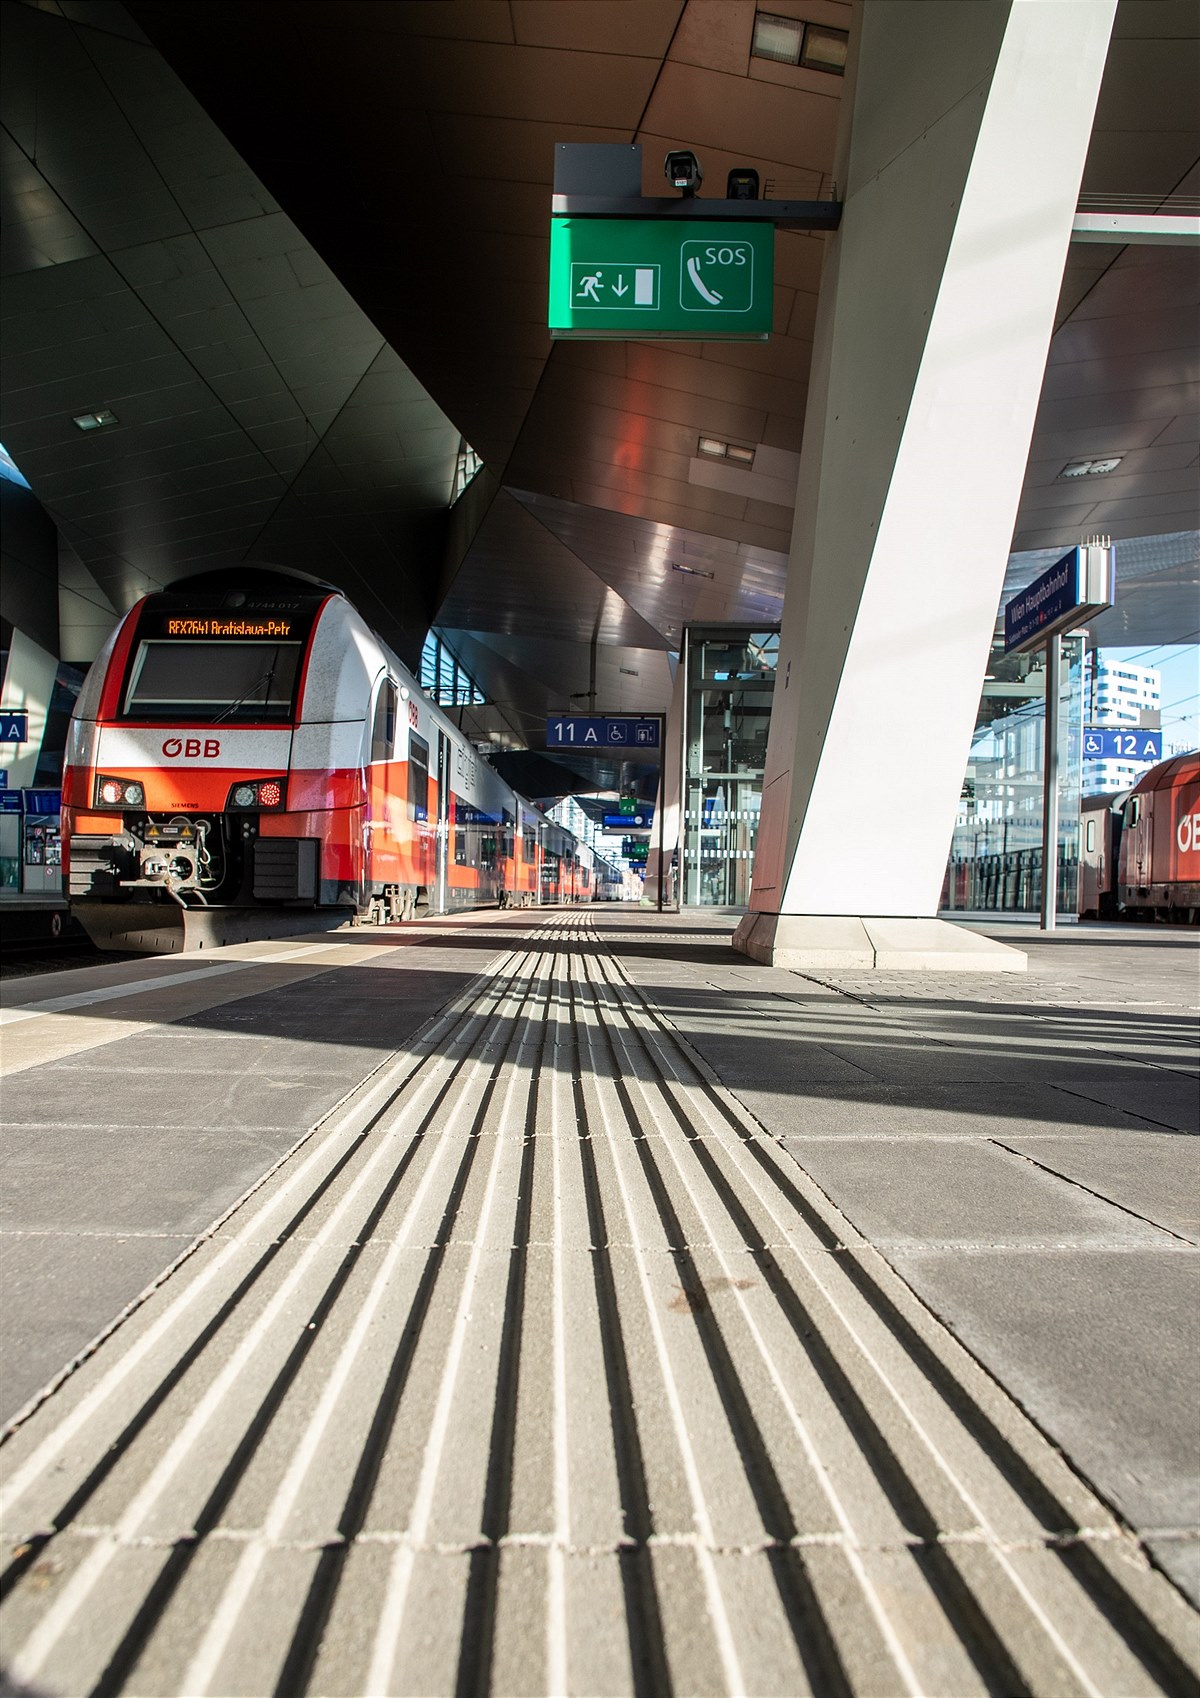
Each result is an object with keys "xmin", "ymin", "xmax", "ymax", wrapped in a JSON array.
[
  {"xmin": 680, "ymin": 626, "xmax": 779, "ymax": 908},
  {"xmin": 943, "ymin": 636, "xmax": 1085, "ymax": 915},
  {"xmin": 420, "ymin": 632, "xmax": 486, "ymax": 707}
]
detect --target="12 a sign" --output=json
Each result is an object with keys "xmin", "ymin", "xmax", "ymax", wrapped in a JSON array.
[{"xmin": 1083, "ymin": 728, "xmax": 1162, "ymax": 762}]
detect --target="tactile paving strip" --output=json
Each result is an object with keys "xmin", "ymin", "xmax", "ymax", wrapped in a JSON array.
[{"xmin": 2, "ymin": 914, "xmax": 1197, "ymax": 1696}]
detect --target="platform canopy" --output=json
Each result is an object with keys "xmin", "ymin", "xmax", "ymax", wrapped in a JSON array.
[{"xmin": 1, "ymin": 0, "xmax": 1195, "ymax": 777}]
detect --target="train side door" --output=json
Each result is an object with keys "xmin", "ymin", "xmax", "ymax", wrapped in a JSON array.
[{"xmin": 435, "ymin": 731, "xmax": 450, "ymax": 913}]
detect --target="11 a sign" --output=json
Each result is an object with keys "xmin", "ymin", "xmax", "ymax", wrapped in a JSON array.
[{"xmin": 546, "ymin": 716, "xmax": 660, "ymax": 749}]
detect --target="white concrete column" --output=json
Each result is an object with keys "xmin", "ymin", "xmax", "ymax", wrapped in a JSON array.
[{"xmin": 736, "ymin": 0, "xmax": 1116, "ymax": 972}]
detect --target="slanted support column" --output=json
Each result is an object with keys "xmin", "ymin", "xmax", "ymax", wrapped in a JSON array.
[{"xmin": 736, "ymin": 0, "xmax": 1116, "ymax": 972}]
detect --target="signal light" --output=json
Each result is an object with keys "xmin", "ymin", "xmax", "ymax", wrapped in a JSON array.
[{"xmin": 258, "ymin": 780, "xmax": 283, "ymax": 808}]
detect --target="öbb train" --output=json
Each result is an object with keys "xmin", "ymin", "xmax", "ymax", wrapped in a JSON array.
[
  {"xmin": 63, "ymin": 569, "xmax": 617, "ymax": 949},
  {"xmin": 1080, "ymin": 751, "xmax": 1200, "ymax": 922}
]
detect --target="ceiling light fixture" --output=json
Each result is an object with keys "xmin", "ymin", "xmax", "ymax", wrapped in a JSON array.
[
  {"xmin": 672, "ymin": 561, "xmax": 714, "ymax": 579},
  {"xmin": 697, "ymin": 434, "xmax": 756, "ymax": 467},
  {"xmin": 1058, "ymin": 455, "xmax": 1123, "ymax": 479},
  {"xmin": 72, "ymin": 408, "xmax": 120, "ymax": 432}
]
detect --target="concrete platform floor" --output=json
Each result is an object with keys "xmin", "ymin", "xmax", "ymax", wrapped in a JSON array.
[{"xmin": 0, "ymin": 907, "xmax": 1197, "ymax": 1696}]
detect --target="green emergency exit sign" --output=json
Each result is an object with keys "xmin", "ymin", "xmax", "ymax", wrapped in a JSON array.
[{"xmin": 549, "ymin": 217, "xmax": 774, "ymax": 340}]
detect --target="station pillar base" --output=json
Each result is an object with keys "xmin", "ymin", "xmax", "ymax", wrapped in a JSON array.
[{"xmin": 732, "ymin": 913, "xmax": 1027, "ymax": 973}]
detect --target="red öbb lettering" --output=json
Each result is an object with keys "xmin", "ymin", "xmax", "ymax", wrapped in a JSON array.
[{"xmin": 161, "ymin": 737, "xmax": 220, "ymax": 759}]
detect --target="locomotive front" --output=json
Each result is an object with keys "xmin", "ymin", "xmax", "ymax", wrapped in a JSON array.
[{"xmin": 63, "ymin": 577, "xmax": 330, "ymax": 927}]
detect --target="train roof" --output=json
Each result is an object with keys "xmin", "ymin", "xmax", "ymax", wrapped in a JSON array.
[
  {"xmin": 156, "ymin": 566, "xmax": 341, "ymax": 602},
  {"xmin": 1128, "ymin": 751, "xmax": 1200, "ymax": 794}
]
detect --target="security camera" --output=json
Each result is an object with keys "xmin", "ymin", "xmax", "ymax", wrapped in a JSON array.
[{"xmin": 665, "ymin": 150, "xmax": 703, "ymax": 195}]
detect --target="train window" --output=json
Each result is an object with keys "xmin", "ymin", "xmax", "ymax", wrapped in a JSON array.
[
  {"xmin": 451, "ymin": 794, "xmax": 467, "ymax": 864},
  {"xmin": 523, "ymin": 827, "xmax": 536, "ymax": 860},
  {"xmin": 1128, "ymin": 798, "xmax": 1141, "ymax": 824},
  {"xmin": 371, "ymin": 679, "xmax": 397, "ymax": 763},
  {"xmin": 408, "ymin": 731, "xmax": 429, "ymax": 821},
  {"xmin": 1086, "ymin": 819, "xmax": 1096, "ymax": 853},
  {"xmin": 123, "ymin": 640, "xmax": 301, "ymax": 720}
]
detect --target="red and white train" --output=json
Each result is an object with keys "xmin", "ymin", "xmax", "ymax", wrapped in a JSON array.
[
  {"xmin": 63, "ymin": 568, "xmax": 612, "ymax": 947},
  {"xmin": 1080, "ymin": 750, "xmax": 1200, "ymax": 922}
]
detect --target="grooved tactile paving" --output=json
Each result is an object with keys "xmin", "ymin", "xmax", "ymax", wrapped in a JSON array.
[{"xmin": 2, "ymin": 915, "xmax": 1197, "ymax": 1697}]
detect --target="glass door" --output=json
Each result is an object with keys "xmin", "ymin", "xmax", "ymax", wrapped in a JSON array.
[{"xmin": 681, "ymin": 627, "xmax": 779, "ymax": 908}]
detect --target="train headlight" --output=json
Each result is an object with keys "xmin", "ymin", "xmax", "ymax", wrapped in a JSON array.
[
  {"xmin": 96, "ymin": 775, "xmax": 144, "ymax": 807},
  {"xmin": 225, "ymin": 777, "xmax": 286, "ymax": 810}
]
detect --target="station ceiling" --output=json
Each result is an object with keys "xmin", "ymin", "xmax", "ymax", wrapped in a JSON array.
[{"xmin": 1, "ymin": 0, "xmax": 1197, "ymax": 785}]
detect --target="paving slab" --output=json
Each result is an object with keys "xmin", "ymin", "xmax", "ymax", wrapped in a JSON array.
[
  {"xmin": 719, "ymin": 1078, "xmax": 1181, "ymax": 1140},
  {"xmin": 779, "ymin": 1135, "xmax": 1183, "ymax": 1250},
  {"xmin": 1052, "ymin": 1073, "xmax": 1200, "ymax": 1135},
  {"xmin": 888, "ymin": 1245, "xmax": 1200, "ymax": 1604},
  {"xmin": 0, "ymin": 1230, "xmax": 196, "ymax": 1419},
  {"xmin": 995, "ymin": 1131, "xmax": 1200, "ymax": 1243}
]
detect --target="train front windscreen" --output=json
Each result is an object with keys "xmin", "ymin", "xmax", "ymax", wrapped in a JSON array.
[{"xmin": 123, "ymin": 639, "xmax": 303, "ymax": 721}]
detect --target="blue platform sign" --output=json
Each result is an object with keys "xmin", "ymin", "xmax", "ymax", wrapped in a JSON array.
[
  {"xmin": 1004, "ymin": 552, "xmax": 1083, "ymax": 652},
  {"xmin": 1003, "ymin": 545, "xmax": 1115, "ymax": 655},
  {"xmin": 546, "ymin": 716, "xmax": 660, "ymax": 750},
  {"xmin": 604, "ymin": 808, "xmax": 654, "ymax": 830},
  {"xmin": 0, "ymin": 711, "xmax": 29, "ymax": 742},
  {"xmin": 1083, "ymin": 728, "xmax": 1162, "ymax": 762}
]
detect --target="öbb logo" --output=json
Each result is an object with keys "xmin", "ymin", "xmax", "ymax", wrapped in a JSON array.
[
  {"xmin": 162, "ymin": 738, "xmax": 220, "ymax": 759},
  {"xmin": 1177, "ymin": 812, "xmax": 1200, "ymax": 855}
]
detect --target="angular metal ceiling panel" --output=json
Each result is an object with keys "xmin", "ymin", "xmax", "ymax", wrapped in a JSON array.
[{"xmin": 1, "ymin": 0, "xmax": 465, "ymax": 662}]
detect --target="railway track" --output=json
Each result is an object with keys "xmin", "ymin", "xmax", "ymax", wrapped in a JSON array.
[
  {"xmin": 1, "ymin": 913, "xmax": 1196, "ymax": 1696},
  {"xmin": 0, "ymin": 934, "xmax": 103, "ymax": 981}
]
